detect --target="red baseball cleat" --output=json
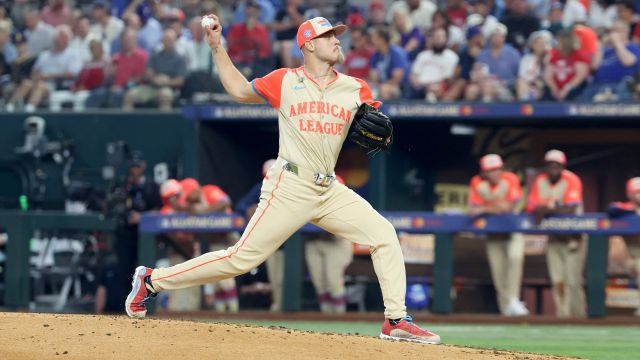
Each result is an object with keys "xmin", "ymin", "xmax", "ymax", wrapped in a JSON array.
[
  {"xmin": 125, "ymin": 266, "xmax": 157, "ymax": 318},
  {"xmin": 380, "ymin": 315, "xmax": 441, "ymax": 344}
]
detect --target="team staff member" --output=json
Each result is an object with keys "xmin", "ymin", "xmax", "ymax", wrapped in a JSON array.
[
  {"xmin": 126, "ymin": 15, "xmax": 440, "ymax": 344},
  {"xmin": 469, "ymin": 154, "xmax": 529, "ymax": 316},
  {"xmin": 608, "ymin": 177, "xmax": 640, "ymax": 316},
  {"xmin": 526, "ymin": 150, "xmax": 586, "ymax": 318}
]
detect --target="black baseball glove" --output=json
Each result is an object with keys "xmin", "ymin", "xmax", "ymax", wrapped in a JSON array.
[{"xmin": 349, "ymin": 103, "xmax": 393, "ymax": 156}]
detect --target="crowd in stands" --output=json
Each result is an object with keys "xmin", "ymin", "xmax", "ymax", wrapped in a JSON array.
[{"xmin": 1, "ymin": 0, "xmax": 640, "ymax": 112}]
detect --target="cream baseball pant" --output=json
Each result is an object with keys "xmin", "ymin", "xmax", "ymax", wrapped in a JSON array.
[
  {"xmin": 546, "ymin": 235, "xmax": 587, "ymax": 318},
  {"xmin": 150, "ymin": 157, "xmax": 407, "ymax": 319},
  {"xmin": 485, "ymin": 233, "xmax": 525, "ymax": 315}
]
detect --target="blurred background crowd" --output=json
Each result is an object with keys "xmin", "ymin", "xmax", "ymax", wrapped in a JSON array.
[{"xmin": 1, "ymin": 0, "xmax": 640, "ymax": 112}]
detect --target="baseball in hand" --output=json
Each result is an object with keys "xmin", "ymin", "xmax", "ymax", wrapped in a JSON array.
[{"xmin": 201, "ymin": 16, "xmax": 217, "ymax": 30}]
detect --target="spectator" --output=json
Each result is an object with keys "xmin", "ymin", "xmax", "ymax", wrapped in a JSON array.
[
  {"xmin": 367, "ymin": 0, "xmax": 388, "ymax": 28},
  {"xmin": 124, "ymin": 0, "xmax": 163, "ymax": 53},
  {"xmin": 573, "ymin": 23, "xmax": 600, "ymax": 68},
  {"xmin": 161, "ymin": 12, "xmax": 189, "ymax": 57},
  {"xmin": 270, "ymin": 0, "xmax": 305, "ymax": 68},
  {"xmin": 543, "ymin": 28, "xmax": 590, "ymax": 101},
  {"xmin": 343, "ymin": 26, "xmax": 374, "ymax": 79},
  {"xmin": 526, "ymin": 150, "xmax": 586, "ymax": 318},
  {"xmin": 562, "ymin": 0, "xmax": 588, "ymax": 28},
  {"xmin": 6, "ymin": 25, "xmax": 81, "ymax": 113},
  {"xmin": 159, "ymin": 179, "xmax": 182, "ymax": 214},
  {"xmin": 69, "ymin": 16, "xmax": 106, "ymax": 64},
  {"xmin": 443, "ymin": 25, "xmax": 485, "ymax": 101},
  {"xmin": 544, "ymin": 2, "xmax": 565, "ymax": 35},
  {"xmin": 123, "ymin": 29, "xmax": 187, "ymax": 111},
  {"xmin": 235, "ymin": 159, "xmax": 284, "ymax": 312},
  {"xmin": 582, "ymin": 21, "xmax": 640, "ymax": 101},
  {"xmin": 232, "ymin": 0, "xmax": 276, "ymax": 26},
  {"xmin": 445, "ymin": 0, "xmax": 469, "ymax": 28},
  {"xmin": 607, "ymin": 177, "xmax": 640, "ymax": 317},
  {"xmin": 500, "ymin": 0, "xmax": 542, "ymax": 52},
  {"xmin": 431, "ymin": 9, "xmax": 465, "ymax": 52},
  {"xmin": 409, "ymin": 27, "xmax": 459, "ymax": 102},
  {"xmin": 369, "ymin": 26, "xmax": 410, "ymax": 100},
  {"xmin": 90, "ymin": 0, "xmax": 125, "ymax": 45},
  {"xmin": 87, "ymin": 28, "xmax": 148, "ymax": 109},
  {"xmin": 387, "ymin": 0, "xmax": 437, "ymax": 31},
  {"xmin": 40, "ymin": 0, "xmax": 72, "ymax": 27},
  {"xmin": 467, "ymin": 0, "xmax": 500, "ymax": 39},
  {"xmin": 469, "ymin": 154, "xmax": 529, "ymax": 317},
  {"xmin": 467, "ymin": 23, "xmax": 520, "ymax": 102},
  {"xmin": 0, "ymin": 19, "xmax": 15, "ymax": 64},
  {"xmin": 5, "ymin": 32, "xmax": 36, "ymax": 109},
  {"xmin": 226, "ymin": 1, "xmax": 273, "ymax": 79},
  {"xmin": 23, "ymin": 7, "xmax": 56, "ymax": 55},
  {"xmin": 49, "ymin": 39, "xmax": 110, "ymax": 111},
  {"xmin": 390, "ymin": 6, "xmax": 424, "ymax": 61},
  {"xmin": 517, "ymin": 30, "xmax": 552, "ymax": 101},
  {"xmin": 588, "ymin": 0, "xmax": 617, "ymax": 32},
  {"xmin": 617, "ymin": 0, "xmax": 640, "ymax": 38}
]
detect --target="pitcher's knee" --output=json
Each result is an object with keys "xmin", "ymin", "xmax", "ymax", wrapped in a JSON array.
[{"xmin": 370, "ymin": 218, "xmax": 399, "ymax": 247}]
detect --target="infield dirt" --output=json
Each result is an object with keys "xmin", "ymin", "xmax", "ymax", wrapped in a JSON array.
[{"xmin": 0, "ymin": 312, "xmax": 576, "ymax": 359}]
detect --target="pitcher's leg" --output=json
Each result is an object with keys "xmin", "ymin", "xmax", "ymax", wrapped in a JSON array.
[
  {"xmin": 151, "ymin": 170, "xmax": 310, "ymax": 291},
  {"xmin": 314, "ymin": 186, "xmax": 406, "ymax": 320}
]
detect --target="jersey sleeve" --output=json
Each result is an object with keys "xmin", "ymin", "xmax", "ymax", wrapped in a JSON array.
[
  {"xmin": 355, "ymin": 77, "xmax": 381, "ymax": 108},
  {"xmin": 563, "ymin": 172, "xmax": 583, "ymax": 205},
  {"xmin": 468, "ymin": 176, "xmax": 484, "ymax": 206},
  {"xmin": 506, "ymin": 172, "xmax": 522, "ymax": 202},
  {"xmin": 251, "ymin": 68, "xmax": 288, "ymax": 108}
]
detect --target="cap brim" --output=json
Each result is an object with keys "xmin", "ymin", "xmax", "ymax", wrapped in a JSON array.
[
  {"xmin": 314, "ymin": 24, "xmax": 348, "ymax": 40},
  {"xmin": 481, "ymin": 165, "xmax": 502, "ymax": 172}
]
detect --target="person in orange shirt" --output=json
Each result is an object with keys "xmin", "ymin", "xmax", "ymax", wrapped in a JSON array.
[
  {"xmin": 526, "ymin": 149, "xmax": 586, "ymax": 318},
  {"xmin": 607, "ymin": 177, "xmax": 640, "ymax": 316},
  {"xmin": 469, "ymin": 154, "xmax": 529, "ymax": 316},
  {"xmin": 159, "ymin": 179, "xmax": 182, "ymax": 214}
]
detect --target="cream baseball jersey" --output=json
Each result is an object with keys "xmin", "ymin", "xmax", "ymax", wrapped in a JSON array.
[{"xmin": 252, "ymin": 67, "xmax": 379, "ymax": 174}]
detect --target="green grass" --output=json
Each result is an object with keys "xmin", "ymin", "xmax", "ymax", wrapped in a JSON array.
[{"xmin": 215, "ymin": 320, "xmax": 640, "ymax": 360}]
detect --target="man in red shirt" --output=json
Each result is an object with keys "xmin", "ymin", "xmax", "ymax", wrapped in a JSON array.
[
  {"xmin": 543, "ymin": 29, "xmax": 590, "ymax": 101},
  {"xmin": 226, "ymin": 0, "xmax": 272, "ymax": 78},
  {"xmin": 342, "ymin": 27, "xmax": 373, "ymax": 79},
  {"xmin": 469, "ymin": 154, "xmax": 528, "ymax": 316},
  {"xmin": 86, "ymin": 28, "xmax": 148, "ymax": 108},
  {"xmin": 527, "ymin": 150, "xmax": 586, "ymax": 318}
]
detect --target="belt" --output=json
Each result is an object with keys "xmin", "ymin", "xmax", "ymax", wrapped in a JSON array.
[{"xmin": 282, "ymin": 160, "xmax": 336, "ymax": 187}]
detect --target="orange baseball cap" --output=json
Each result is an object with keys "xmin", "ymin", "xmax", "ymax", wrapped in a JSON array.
[
  {"xmin": 160, "ymin": 179, "xmax": 182, "ymax": 202},
  {"xmin": 627, "ymin": 177, "xmax": 640, "ymax": 194},
  {"xmin": 296, "ymin": 17, "xmax": 347, "ymax": 48},
  {"xmin": 479, "ymin": 154, "xmax": 504, "ymax": 171},
  {"xmin": 544, "ymin": 149, "xmax": 567, "ymax": 165}
]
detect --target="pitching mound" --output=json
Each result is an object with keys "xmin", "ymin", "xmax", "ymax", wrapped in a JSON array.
[{"xmin": 0, "ymin": 312, "xmax": 571, "ymax": 359}]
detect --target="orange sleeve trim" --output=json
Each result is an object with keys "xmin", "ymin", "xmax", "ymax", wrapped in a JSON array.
[
  {"xmin": 252, "ymin": 68, "xmax": 288, "ymax": 108},
  {"xmin": 355, "ymin": 77, "xmax": 381, "ymax": 109}
]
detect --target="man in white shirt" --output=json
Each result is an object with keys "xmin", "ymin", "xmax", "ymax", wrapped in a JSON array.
[
  {"xmin": 90, "ymin": 0, "xmax": 124, "ymax": 44},
  {"xmin": 387, "ymin": 0, "xmax": 437, "ymax": 31},
  {"xmin": 409, "ymin": 27, "xmax": 459, "ymax": 102},
  {"xmin": 69, "ymin": 16, "xmax": 109, "ymax": 64},
  {"xmin": 23, "ymin": 7, "xmax": 56, "ymax": 55}
]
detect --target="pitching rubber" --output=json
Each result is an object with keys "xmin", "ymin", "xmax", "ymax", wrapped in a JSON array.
[{"xmin": 379, "ymin": 333, "xmax": 442, "ymax": 345}]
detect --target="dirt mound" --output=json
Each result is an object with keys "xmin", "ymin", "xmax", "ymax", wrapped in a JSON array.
[{"xmin": 0, "ymin": 312, "xmax": 572, "ymax": 359}]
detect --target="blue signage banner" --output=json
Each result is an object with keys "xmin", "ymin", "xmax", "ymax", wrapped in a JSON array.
[{"xmin": 140, "ymin": 212, "xmax": 640, "ymax": 235}]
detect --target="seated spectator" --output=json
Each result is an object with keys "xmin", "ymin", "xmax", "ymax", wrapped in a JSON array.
[
  {"xmin": 270, "ymin": 0, "xmax": 305, "ymax": 68},
  {"xmin": 367, "ymin": 0, "xmax": 388, "ymax": 28},
  {"xmin": 123, "ymin": 0, "xmax": 163, "ymax": 53},
  {"xmin": 343, "ymin": 26, "xmax": 374, "ymax": 79},
  {"xmin": 23, "ymin": 7, "xmax": 56, "ymax": 55},
  {"xmin": 390, "ymin": 6, "xmax": 424, "ymax": 61},
  {"xmin": 562, "ymin": 0, "xmax": 588, "ymax": 29},
  {"xmin": 369, "ymin": 26, "xmax": 410, "ymax": 100},
  {"xmin": 6, "ymin": 25, "xmax": 81, "ymax": 112},
  {"xmin": 444, "ymin": 0, "xmax": 468, "ymax": 28},
  {"xmin": 232, "ymin": 0, "xmax": 276, "ymax": 26},
  {"xmin": 387, "ymin": 0, "xmax": 437, "ymax": 31},
  {"xmin": 90, "ymin": 0, "xmax": 124, "ymax": 45},
  {"xmin": 543, "ymin": 28, "xmax": 590, "ymax": 101},
  {"xmin": 582, "ymin": 21, "xmax": 640, "ymax": 101},
  {"xmin": 69, "ymin": 16, "xmax": 107, "ymax": 64},
  {"xmin": 86, "ymin": 28, "xmax": 148, "ymax": 109},
  {"xmin": 49, "ymin": 39, "xmax": 110, "ymax": 111},
  {"xmin": 517, "ymin": 30, "xmax": 552, "ymax": 101},
  {"xmin": 431, "ymin": 9, "xmax": 465, "ymax": 52},
  {"xmin": 466, "ymin": 24, "xmax": 520, "ymax": 102},
  {"xmin": 588, "ymin": 0, "xmax": 617, "ymax": 33},
  {"xmin": 409, "ymin": 28, "xmax": 459, "ymax": 102},
  {"xmin": 616, "ymin": 0, "xmax": 640, "ymax": 41},
  {"xmin": 573, "ymin": 23, "xmax": 600, "ymax": 69},
  {"xmin": 500, "ymin": 0, "xmax": 541, "ymax": 53},
  {"xmin": 443, "ymin": 26, "xmax": 485, "ymax": 101},
  {"xmin": 467, "ymin": 0, "xmax": 500, "ymax": 39},
  {"xmin": 123, "ymin": 29, "xmax": 187, "ymax": 111},
  {"xmin": 226, "ymin": 1, "xmax": 272, "ymax": 79},
  {"xmin": 5, "ymin": 32, "xmax": 36, "ymax": 110},
  {"xmin": 40, "ymin": 0, "xmax": 72, "ymax": 27},
  {"xmin": 0, "ymin": 19, "xmax": 14, "ymax": 94},
  {"xmin": 161, "ymin": 12, "xmax": 189, "ymax": 57}
]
